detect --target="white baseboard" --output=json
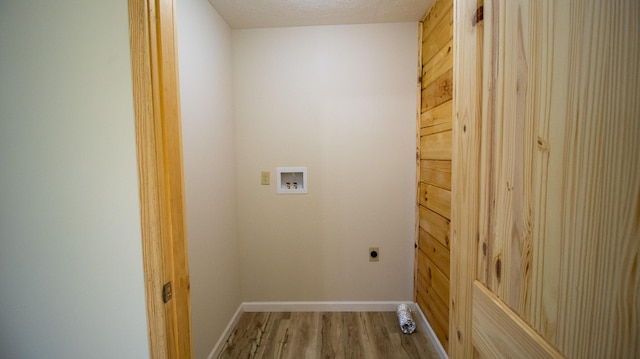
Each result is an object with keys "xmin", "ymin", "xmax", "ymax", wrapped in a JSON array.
[
  {"xmin": 242, "ymin": 301, "xmax": 410, "ymax": 312},
  {"xmin": 206, "ymin": 303, "xmax": 244, "ymax": 359},
  {"xmin": 411, "ymin": 303, "xmax": 448, "ymax": 359},
  {"xmin": 207, "ymin": 301, "xmax": 448, "ymax": 359}
]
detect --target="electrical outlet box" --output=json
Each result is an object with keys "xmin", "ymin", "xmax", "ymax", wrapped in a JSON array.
[
  {"xmin": 369, "ymin": 247, "xmax": 379, "ymax": 262},
  {"xmin": 261, "ymin": 171, "xmax": 270, "ymax": 185}
]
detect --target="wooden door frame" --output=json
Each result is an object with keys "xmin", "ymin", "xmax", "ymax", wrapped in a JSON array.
[
  {"xmin": 450, "ymin": 0, "xmax": 481, "ymax": 357},
  {"xmin": 128, "ymin": 0, "xmax": 192, "ymax": 357}
]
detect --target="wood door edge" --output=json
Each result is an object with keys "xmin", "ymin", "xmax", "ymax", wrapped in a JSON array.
[{"xmin": 128, "ymin": 0, "xmax": 192, "ymax": 357}]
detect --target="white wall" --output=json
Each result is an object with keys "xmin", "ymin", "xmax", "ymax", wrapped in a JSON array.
[
  {"xmin": 233, "ymin": 23, "xmax": 418, "ymax": 302},
  {"xmin": 176, "ymin": 1, "xmax": 242, "ymax": 358},
  {"xmin": 0, "ymin": 1, "xmax": 149, "ymax": 358}
]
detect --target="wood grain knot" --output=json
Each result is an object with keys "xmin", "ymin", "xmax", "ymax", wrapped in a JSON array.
[
  {"xmin": 457, "ymin": 330, "xmax": 462, "ymax": 340},
  {"xmin": 495, "ymin": 258, "xmax": 502, "ymax": 281},
  {"xmin": 472, "ymin": 6, "xmax": 484, "ymax": 26},
  {"xmin": 636, "ymin": 191, "xmax": 640, "ymax": 234},
  {"xmin": 506, "ymin": 181, "xmax": 514, "ymax": 191},
  {"xmin": 537, "ymin": 136, "xmax": 550, "ymax": 152},
  {"xmin": 482, "ymin": 242, "xmax": 487, "ymax": 256}
]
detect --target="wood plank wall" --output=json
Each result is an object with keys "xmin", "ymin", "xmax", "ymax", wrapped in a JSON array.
[{"xmin": 415, "ymin": 0, "xmax": 453, "ymax": 351}]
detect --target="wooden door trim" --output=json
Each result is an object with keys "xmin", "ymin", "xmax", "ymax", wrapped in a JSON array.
[
  {"xmin": 414, "ymin": 20, "xmax": 424, "ymax": 305},
  {"xmin": 472, "ymin": 282, "xmax": 564, "ymax": 358},
  {"xmin": 450, "ymin": 0, "xmax": 482, "ymax": 357},
  {"xmin": 128, "ymin": 0, "xmax": 192, "ymax": 357}
]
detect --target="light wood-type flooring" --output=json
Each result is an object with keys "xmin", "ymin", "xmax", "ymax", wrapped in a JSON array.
[{"xmin": 217, "ymin": 311, "xmax": 440, "ymax": 359}]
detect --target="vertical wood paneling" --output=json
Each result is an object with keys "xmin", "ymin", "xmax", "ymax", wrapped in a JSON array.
[
  {"xmin": 476, "ymin": 0, "xmax": 496, "ymax": 294},
  {"xmin": 417, "ymin": 0, "xmax": 453, "ymax": 352},
  {"xmin": 548, "ymin": 2, "xmax": 640, "ymax": 356},
  {"xmin": 525, "ymin": 0, "xmax": 569, "ymax": 342},
  {"xmin": 477, "ymin": 0, "xmax": 533, "ymax": 313},
  {"xmin": 450, "ymin": 0, "xmax": 482, "ymax": 356}
]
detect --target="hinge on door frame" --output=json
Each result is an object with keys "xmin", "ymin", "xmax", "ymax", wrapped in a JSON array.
[{"xmin": 162, "ymin": 281, "xmax": 173, "ymax": 303}]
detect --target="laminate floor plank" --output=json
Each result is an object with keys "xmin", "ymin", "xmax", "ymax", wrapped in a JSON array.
[
  {"xmin": 320, "ymin": 312, "xmax": 345, "ymax": 358},
  {"xmin": 218, "ymin": 312, "xmax": 441, "ymax": 359},
  {"xmin": 282, "ymin": 312, "xmax": 321, "ymax": 359},
  {"xmin": 343, "ymin": 312, "xmax": 366, "ymax": 359},
  {"xmin": 254, "ymin": 313, "xmax": 290, "ymax": 358}
]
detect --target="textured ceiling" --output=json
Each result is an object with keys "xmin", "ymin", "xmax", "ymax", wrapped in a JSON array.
[{"xmin": 208, "ymin": 0, "xmax": 435, "ymax": 29}]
